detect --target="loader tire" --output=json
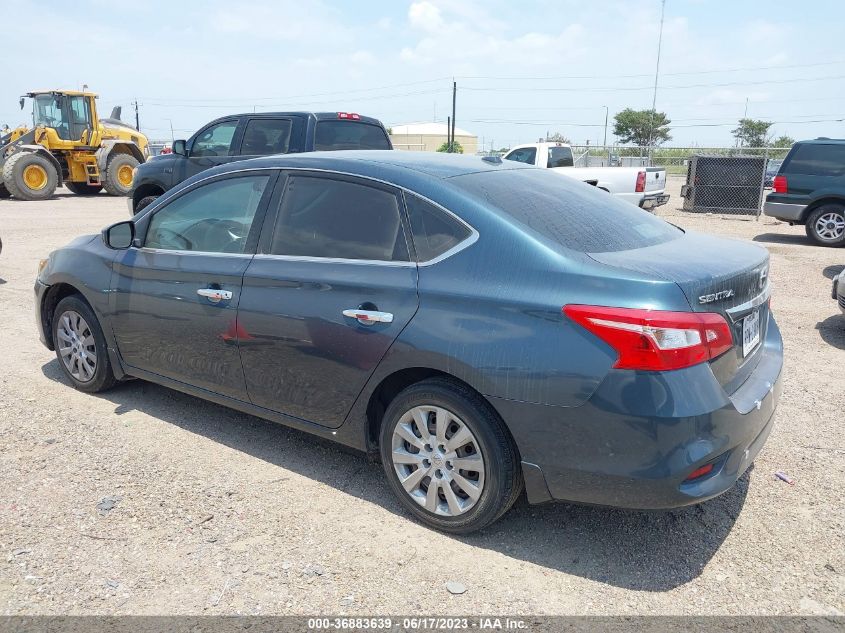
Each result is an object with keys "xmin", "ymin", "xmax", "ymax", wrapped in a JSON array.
[
  {"xmin": 66, "ymin": 182, "xmax": 103, "ymax": 195},
  {"xmin": 103, "ymin": 154, "xmax": 139, "ymax": 196},
  {"xmin": 3, "ymin": 152, "xmax": 58, "ymax": 201}
]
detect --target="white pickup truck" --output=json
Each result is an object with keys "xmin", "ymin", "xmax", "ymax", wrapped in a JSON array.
[{"xmin": 503, "ymin": 142, "xmax": 670, "ymax": 210}]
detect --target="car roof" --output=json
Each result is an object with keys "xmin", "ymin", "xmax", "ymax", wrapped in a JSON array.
[
  {"xmin": 210, "ymin": 150, "xmax": 533, "ymax": 180},
  {"xmin": 796, "ymin": 137, "xmax": 845, "ymax": 145},
  {"xmin": 201, "ymin": 112, "xmax": 386, "ymax": 126}
]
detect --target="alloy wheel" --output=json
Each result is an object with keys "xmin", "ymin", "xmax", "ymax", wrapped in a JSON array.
[
  {"xmin": 56, "ymin": 310, "xmax": 97, "ymax": 382},
  {"xmin": 815, "ymin": 212, "xmax": 845, "ymax": 241},
  {"xmin": 391, "ymin": 405, "xmax": 485, "ymax": 516}
]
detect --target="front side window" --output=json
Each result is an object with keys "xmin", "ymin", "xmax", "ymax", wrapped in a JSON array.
[
  {"xmin": 241, "ymin": 119, "xmax": 292, "ymax": 156},
  {"xmin": 504, "ymin": 147, "xmax": 537, "ymax": 165},
  {"xmin": 146, "ymin": 175, "xmax": 270, "ymax": 253},
  {"xmin": 406, "ymin": 194, "xmax": 472, "ymax": 262},
  {"xmin": 191, "ymin": 120, "xmax": 238, "ymax": 157},
  {"xmin": 268, "ymin": 176, "xmax": 408, "ymax": 261},
  {"xmin": 784, "ymin": 144, "xmax": 845, "ymax": 177}
]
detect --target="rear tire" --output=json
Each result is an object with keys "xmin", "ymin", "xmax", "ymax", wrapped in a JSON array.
[
  {"xmin": 379, "ymin": 378, "xmax": 522, "ymax": 534},
  {"xmin": 805, "ymin": 204, "xmax": 845, "ymax": 247},
  {"xmin": 134, "ymin": 195, "xmax": 158, "ymax": 215},
  {"xmin": 2, "ymin": 152, "xmax": 58, "ymax": 201},
  {"xmin": 102, "ymin": 153, "xmax": 139, "ymax": 196},
  {"xmin": 52, "ymin": 295, "xmax": 118, "ymax": 393},
  {"xmin": 66, "ymin": 181, "xmax": 103, "ymax": 195}
]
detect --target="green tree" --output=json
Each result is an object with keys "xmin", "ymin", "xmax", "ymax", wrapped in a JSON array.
[
  {"xmin": 732, "ymin": 118, "xmax": 773, "ymax": 147},
  {"xmin": 771, "ymin": 134, "xmax": 794, "ymax": 149},
  {"xmin": 546, "ymin": 132, "xmax": 571, "ymax": 144},
  {"xmin": 612, "ymin": 108, "xmax": 672, "ymax": 147},
  {"xmin": 436, "ymin": 140, "xmax": 464, "ymax": 153}
]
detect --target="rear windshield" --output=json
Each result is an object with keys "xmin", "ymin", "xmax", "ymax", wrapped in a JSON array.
[
  {"xmin": 314, "ymin": 121, "xmax": 391, "ymax": 151},
  {"xmin": 783, "ymin": 143, "xmax": 845, "ymax": 177},
  {"xmin": 451, "ymin": 169, "xmax": 682, "ymax": 253},
  {"xmin": 547, "ymin": 146, "xmax": 574, "ymax": 168}
]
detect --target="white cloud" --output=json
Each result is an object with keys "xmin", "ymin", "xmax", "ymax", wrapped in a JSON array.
[{"xmin": 408, "ymin": 1, "xmax": 444, "ymax": 32}]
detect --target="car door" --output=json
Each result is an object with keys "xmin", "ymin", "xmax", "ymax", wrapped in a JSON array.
[
  {"xmin": 174, "ymin": 118, "xmax": 242, "ymax": 183},
  {"xmin": 235, "ymin": 117, "xmax": 305, "ymax": 158},
  {"xmin": 237, "ymin": 173, "xmax": 419, "ymax": 428},
  {"xmin": 110, "ymin": 170, "xmax": 277, "ymax": 399}
]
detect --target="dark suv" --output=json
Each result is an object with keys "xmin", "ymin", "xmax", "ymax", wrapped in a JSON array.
[
  {"xmin": 129, "ymin": 111, "xmax": 391, "ymax": 213},
  {"xmin": 763, "ymin": 138, "xmax": 845, "ymax": 246}
]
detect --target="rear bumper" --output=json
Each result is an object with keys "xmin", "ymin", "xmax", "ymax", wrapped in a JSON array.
[
  {"xmin": 640, "ymin": 193, "xmax": 670, "ymax": 210},
  {"xmin": 494, "ymin": 315, "xmax": 784, "ymax": 509},
  {"xmin": 763, "ymin": 200, "xmax": 806, "ymax": 221}
]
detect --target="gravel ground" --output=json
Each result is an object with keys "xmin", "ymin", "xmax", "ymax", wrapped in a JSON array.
[{"xmin": 0, "ymin": 180, "xmax": 843, "ymax": 616}]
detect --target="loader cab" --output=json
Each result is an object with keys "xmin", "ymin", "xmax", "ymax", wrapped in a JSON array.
[{"xmin": 27, "ymin": 92, "xmax": 97, "ymax": 143}]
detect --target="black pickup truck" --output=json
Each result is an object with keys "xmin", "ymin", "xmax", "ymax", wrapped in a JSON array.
[{"xmin": 129, "ymin": 111, "xmax": 392, "ymax": 214}]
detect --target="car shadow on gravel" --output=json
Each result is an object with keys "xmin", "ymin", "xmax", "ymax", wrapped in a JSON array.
[
  {"xmin": 752, "ymin": 232, "xmax": 814, "ymax": 246},
  {"xmin": 822, "ymin": 264, "xmax": 844, "ymax": 280},
  {"xmin": 42, "ymin": 358, "xmax": 749, "ymax": 592},
  {"xmin": 816, "ymin": 314, "xmax": 845, "ymax": 350}
]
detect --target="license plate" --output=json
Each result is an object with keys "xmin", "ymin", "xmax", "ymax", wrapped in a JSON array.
[{"xmin": 742, "ymin": 309, "xmax": 760, "ymax": 357}]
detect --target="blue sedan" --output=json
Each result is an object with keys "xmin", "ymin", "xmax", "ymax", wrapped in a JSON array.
[{"xmin": 34, "ymin": 151, "xmax": 782, "ymax": 533}]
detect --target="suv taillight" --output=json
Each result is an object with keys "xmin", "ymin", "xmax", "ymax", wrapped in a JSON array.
[
  {"xmin": 563, "ymin": 305, "xmax": 733, "ymax": 371},
  {"xmin": 772, "ymin": 175, "xmax": 788, "ymax": 193},
  {"xmin": 635, "ymin": 170, "xmax": 646, "ymax": 193}
]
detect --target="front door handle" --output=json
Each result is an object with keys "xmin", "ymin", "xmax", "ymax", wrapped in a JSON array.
[
  {"xmin": 197, "ymin": 288, "xmax": 233, "ymax": 303},
  {"xmin": 342, "ymin": 309, "xmax": 394, "ymax": 325}
]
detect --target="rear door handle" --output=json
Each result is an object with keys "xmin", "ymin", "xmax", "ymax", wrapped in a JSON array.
[
  {"xmin": 342, "ymin": 309, "xmax": 394, "ymax": 325},
  {"xmin": 197, "ymin": 288, "xmax": 233, "ymax": 303}
]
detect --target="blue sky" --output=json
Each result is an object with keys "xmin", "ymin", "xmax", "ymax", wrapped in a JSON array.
[{"xmin": 4, "ymin": 0, "xmax": 844, "ymax": 148}]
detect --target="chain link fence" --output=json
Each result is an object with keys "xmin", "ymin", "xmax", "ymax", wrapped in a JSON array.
[{"xmin": 567, "ymin": 144, "xmax": 792, "ymax": 217}]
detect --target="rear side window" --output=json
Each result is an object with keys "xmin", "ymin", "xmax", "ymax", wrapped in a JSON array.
[
  {"xmin": 784, "ymin": 143, "xmax": 845, "ymax": 177},
  {"xmin": 269, "ymin": 176, "xmax": 409, "ymax": 261},
  {"xmin": 240, "ymin": 119, "xmax": 292, "ymax": 155},
  {"xmin": 451, "ymin": 169, "xmax": 681, "ymax": 253},
  {"xmin": 406, "ymin": 194, "xmax": 472, "ymax": 262},
  {"xmin": 504, "ymin": 147, "xmax": 536, "ymax": 165},
  {"xmin": 547, "ymin": 146, "xmax": 574, "ymax": 168},
  {"xmin": 314, "ymin": 122, "xmax": 391, "ymax": 151}
]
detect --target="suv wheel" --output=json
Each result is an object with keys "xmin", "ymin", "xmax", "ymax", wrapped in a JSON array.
[
  {"xmin": 53, "ymin": 295, "xmax": 118, "ymax": 393},
  {"xmin": 805, "ymin": 204, "xmax": 845, "ymax": 247},
  {"xmin": 379, "ymin": 378, "xmax": 522, "ymax": 534}
]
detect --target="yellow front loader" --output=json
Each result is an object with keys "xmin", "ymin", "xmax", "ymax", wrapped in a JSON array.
[{"xmin": 0, "ymin": 90, "xmax": 149, "ymax": 201}]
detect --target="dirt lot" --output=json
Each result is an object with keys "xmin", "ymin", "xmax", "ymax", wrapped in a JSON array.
[{"xmin": 0, "ymin": 179, "xmax": 843, "ymax": 616}]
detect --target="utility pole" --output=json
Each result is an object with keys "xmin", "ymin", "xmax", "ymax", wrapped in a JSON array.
[
  {"xmin": 603, "ymin": 106, "xmax": 609, "ymax": 148},
  {"xmin": 647, "ymin": 0, "xmax": 666, "ymax": 162},
  {"xmin": 450, "ymin": 80, "xmax": 457, "ymax": 153},
  {"xmin": 133, "ymin": 99, "xmax": 140, "ymax": 131}
]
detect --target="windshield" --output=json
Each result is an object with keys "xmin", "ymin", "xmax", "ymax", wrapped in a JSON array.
[
  {"xmin": 547, "ymin": 146, "xmax": 574, "ymax": 168},
  {"xmin": 451, "ymin": 168, "xmax": 682, "ymax": 253}
]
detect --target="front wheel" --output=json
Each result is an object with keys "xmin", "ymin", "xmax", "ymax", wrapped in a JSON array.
[
  {"xmin": 805, "ymin": 204, "xmax": 845, "ymax": 247},
  {"xmin": 2, "ymin": 152, "xmax": 58, "ymax": 200},
  {"xmin": 103, "ymin": 154, "xmax": 139, "ymax": 196},
  {"xmin": 52, "ymin": 295, "xmax": 118, "ymax": 393},
  {"xmin": 379, "ymin": 378, "xmax": 522, "ymax": 534}
]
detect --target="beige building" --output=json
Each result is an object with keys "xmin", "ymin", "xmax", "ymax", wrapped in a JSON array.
[{"xmin": 389, "ymin": 122, "xmax": 478, "ymax": 154}]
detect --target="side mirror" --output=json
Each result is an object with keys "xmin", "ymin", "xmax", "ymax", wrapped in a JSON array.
[
  {"xmin": 19, "ymin": 97, "xmax": 24, "ymax": 110},
  {"xmin": 102, "ymin": 221, "xmax": 135, "ymax": 250},
  {"xmin": 172, "ymin": 139, "xmax": 187, "ymax": 156}
]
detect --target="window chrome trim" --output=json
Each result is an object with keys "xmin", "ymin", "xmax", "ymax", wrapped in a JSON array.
[
  {"xmin": 138, "ymin": 165, "xmax": 480, "ymax": 266},
  {"xmin": 137, "ymin": 247, "xmax": 255, "ymax": 258}
]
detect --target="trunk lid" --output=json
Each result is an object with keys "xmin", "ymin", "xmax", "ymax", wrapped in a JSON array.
[{"xmin": 589, "ymin": 230, "xmax": 770, "ymax": 392}]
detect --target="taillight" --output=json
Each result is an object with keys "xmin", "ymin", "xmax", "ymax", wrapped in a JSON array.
[
  {"xmin": 337, "ymin": 112, "xmax": 361, "ymax": 120},
  {"xmin": 772, "ymin": 175, "xmax": 787, "ymax": 193},
  {"xmin": 563, "ymin": 305, "xmax": 733, "ymax": 371},
  {"xmin": 635, "ymin": 170, "xmax": 646, "ymax": 193},
  {"xmin": 684, "ymin": 463, "xmax": 715, "ymax": 482}
]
